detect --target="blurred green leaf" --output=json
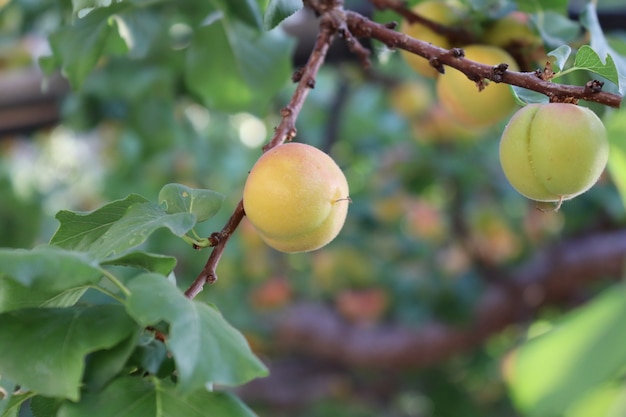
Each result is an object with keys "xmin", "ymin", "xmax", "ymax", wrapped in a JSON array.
[
  {"xmin": 101, "ymin": 251, "xmax": 177, "ymax": 275},
  {"xmin": 548, "ymin": 44, "xmax": 572, "ymax": 71},
  {"xmin": 185, "ymin": 18, "xmax": 294, "ymax": 113},
  {"xmin": 126, "ymin": 274, "xmax": 268, "ymax": 392},
  {"xmin": 606, "ymin": 108, "xmax": 626, "ymax": 210},
  {"xmin": 30, "ymin": 396, "xmax": 62, "ymax": 417},
  {"xmin": 530, "ymin": 11, "xmax": 580, "ymax": 49},
  {"xmin": 567, "ymin": 383, "xmax": 626, "ymax": 417},
  {"xmin": 0, "ymin": 247, "xmax": 101, "ymax": 292},
  {"xmin": 0, "ymin": 392, "xmax": 33, "ymax": 417},
  {"xmin": 517, "ymin": 0, "xmax": 568, "ymax": 14},
  {"xmin": 507, "ymin": 284, "xmax": 626, "ymax": 417},
  {"xmin": 0, "ymin": 377, "xmax": 17, "ymax": 417},
  {"xmin": 58, "ymin": 376, "xmax": 257, "ymax": 417},
  {"xmin": 214, "ymin": 0, "xmax": 263, "ymax": 30},
  {"xmin": 573, "ymin": 45, "xmax": 620, "ymax": 87},
  {"xmin": 264, "ymin": 0, "xmax": 302, "ymax": 30},
  {"xmin": 0, "ymin": 305, "xmax": 138, "ymax": 401},
  {"xmin": 511, "ymin": 86, "xmax": 549, "ymax": 106},
  {"xmin": 580, "ymin": 2, "xmax": 626, "ymax": 94},
  {"xmin": 47, "ymin": 2, "xmax": 128, "ymax": 88},
  {"xmin": 158, "ymin": 183, "xmax": 224, "ymax": 223}
]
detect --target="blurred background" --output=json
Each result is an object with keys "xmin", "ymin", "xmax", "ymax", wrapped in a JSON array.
[{"xmin": 2, "ymin": 0, "xmax": 626, "ymax": 416}]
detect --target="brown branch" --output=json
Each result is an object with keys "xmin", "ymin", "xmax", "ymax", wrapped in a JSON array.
[
  {"xmin": 184, "ymin": 4, "xmax": 340, "ymax": 298},
  {"xmin": 184, "ymin": 201, "xmax": 245, "ymax": 298},
  {"xmin": 274, "ymin": 229, "xmax": 626, "ymax": 368},
  {"xmin": 345, "ymin": 11, "xmax": 623, "ymax": 108},
  {"xmin": 369, "ymin": 0, "xmax": 476, "ymax": 45}
]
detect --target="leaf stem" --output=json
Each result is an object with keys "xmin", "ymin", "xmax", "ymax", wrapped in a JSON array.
[
  {"xmin": 100, "ymin": 268, "xmax": 131, "ymax": 297},
  {"xmin": 90, "ymin": 284, "xmax": 126, "ymax": 304}
]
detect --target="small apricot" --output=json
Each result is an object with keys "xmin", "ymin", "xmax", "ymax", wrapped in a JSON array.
[
  {"xmin": 499, "ymin": 103, "xmax": 608, "ymax": 202},
  {"xmin": 243, "ymin": 143, "xmax": 350, "ymax": 253},
  {"xmin": 436, "ymin": 44, "xmax": 519, "ymax": 127}
]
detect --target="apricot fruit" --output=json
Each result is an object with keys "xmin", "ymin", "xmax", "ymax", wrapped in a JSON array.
[
  {"xmin": 481, "ymin": 12, "xmax": 541, "ymax": 50},
  {"xmin": 499, "ymin": 103, "xmax": 609, "ymax": 202},
  {"xmin": 389, "ymin": 80, "xmax": 433, "ymax": 119},
  {"xmin": 436, "ymin": 44, "xmax": 519, "ymax": 127},
  {"xmin": 243, "ymin": 143, "xmax": 350, "ymax": 253},
  {"xmin": 400, "ymin": 1, "xmax": 462, "ymax": 78}
]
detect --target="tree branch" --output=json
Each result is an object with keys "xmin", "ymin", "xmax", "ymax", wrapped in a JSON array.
[
  {"xmin": 185, "ymin": 5, "xmax": 340, "ymax": 298},
  {"xmin": 345, "ymin": 11, "xmax": 623, "ymax": 108},
  {"xmin": 369, "ymin": 0, "xmax": 476, "ymax": 45},
  {"xmin": 273, "ymin": 229, "xmax": 626, "ymax": 368}
]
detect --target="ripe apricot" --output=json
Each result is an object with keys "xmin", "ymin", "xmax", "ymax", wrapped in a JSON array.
[
  {"xmin": 243, "ymin": 143, "xmax": 350, "ymax": 253},
  {"xmin": 499, "ymin": 103, "xmax": 608, "ymax": 202},
  {"xmin": 436, "ymin": 44, "xmax": 519, "ymax": 127}
]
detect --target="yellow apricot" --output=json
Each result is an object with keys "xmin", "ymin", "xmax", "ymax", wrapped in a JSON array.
[
  {"xmin": 481, "ymin": 12, "xmax": 541, "ymax": 50},
  {"xmin": 389, "ymin": 80, "xmax": 433, "ymax": 118},
  {"xmin": 243, "ymin": 143, "xmax": 350, "ymax": 253},
  {"xmin": 499, "ymin": 103, "xmax": 609, "ymax": 202},
  {"xmin": 436, "ymin": 44, "xmax": 519, "ymax": 127},
  {"xmin": 400, "ymin": 1, "xmax": 462, "ymax": 78}
]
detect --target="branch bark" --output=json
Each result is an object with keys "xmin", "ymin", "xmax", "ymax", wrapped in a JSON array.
[
  {"xmin": 273, "ymin": 229, "xmax": 626, "ymax": 368},
  {"xmin": 185, "ymin": 7, "xmax": 340, "ymax": 297},
  {"xmin": 344, "ymin": 11, "xmax": 622, "ymax": 108}
]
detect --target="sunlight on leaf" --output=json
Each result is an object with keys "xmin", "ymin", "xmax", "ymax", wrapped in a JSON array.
[{"xmin": 506, "ymin": 284, "xmax": 626, "ymax": 417}]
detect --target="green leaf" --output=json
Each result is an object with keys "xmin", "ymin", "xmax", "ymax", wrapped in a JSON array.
[
  {"xmin": 30, "ymin": 396, "xmax": 63, "ymax": 417},
  {"xmin": 506, "ymin": 284, "xmax": 626, "ymax": 417},
  {"xmin": 71, "ymin": 0, "xmax": 119, "ymax": 16},
  {"xmin": 605, "ymin": 108, "xmax": 626, "ymax": 210},
  {"xmin": 185, "ymin": 18, "xmax": 294, "ymax": 113},
  {"xmin": 0, "ymin": 377, "xmax": 18, "ymax": 417},
  {"xmin": 264, "ymin": 0, "xmax": 302, "ymax": 30},
  {"xmin": 0, "ymin": 392, "xmax": 33, "ymax": 417},
  {"xmin": 548, "ymin": 44, "xmax": 572, "ymax": 71},
  {"xmin": 126, "ymin": 274, "xmax": 268, "ymax": 392},
  {"xmin": 47, "ymin": 2, "xmax": 128, "ymax": 88},
  {"xmin": 0, "ymin": 246, "xmax": 101, "ymax": 292},
  {"xmin": 101, "ymin": 251, "xmax": 177, "ymax": 275},
  {"xmin": 580, "ymin": 3, "xmax": 626, "ymax": 94},
  {"xmin": 517, "ymin": 0, "xmax": 568, "ymax": 14},
  {"xmin": 58, "ymin": 376, "xmax": 257, "ymax": 417},
  {"xmin": 573, "ymin": 45, "xmax": 620, "ymax": 87},
  {"xmin": 51, "ymin": 195, "xmax": 196, "ymax": 260},
  {"xmin": 214, "ymin": 0, "xmax": 263, "ymax": 30},
  {"xmin": 0, "ymin": 305, "xmax": 138, "ymax": 401},
  {"xmin": 530, "ymin": 11, "xmax": 580, "ymax": 49},
  {"xmin": 129, "ymin": 334, "xmax": 169, "ymax": 375},
  {"xmin": 83, "ymin": 330, "xmax": 140, "ymax": 392},
  {"xmin": 567, "ymin": 383, "xmax": 626, "ymax": 417},
  {"xmin": 0, "ymin": 279, "xmax": 87, "ymax": 313},
  {"xmin": 87, "ymin": 202, "xmax": 195, "ymax": 259},
  {"xmin": 51, "ymin": 194, "xmax": 148, "ymax": 251},
  {"xmin": 158, "ymin": 183, "xmax": 224, "ymax": 223}
]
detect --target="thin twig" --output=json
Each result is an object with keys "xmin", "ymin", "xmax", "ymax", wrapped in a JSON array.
[
  {"xmin": 184, "ymin": 9, "xmax": 339, "ymax": 299},
  {"xmin": 369, "ymin": 0, "xmax": 476, "ymax": 45},
  {"xmin": 345, "ymin": 11, "xmax": 623, "ymax": 108}
]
